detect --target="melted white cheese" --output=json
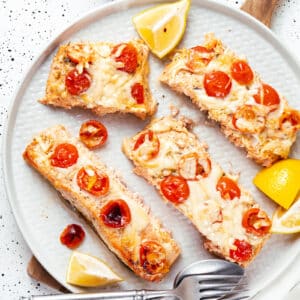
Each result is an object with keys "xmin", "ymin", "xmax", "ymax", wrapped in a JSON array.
[
  {"xmin": 137, "ymin": 138, "xmax": 180, "ymax": 177},
  {"xmin": 76, "ymin": 43, "xmax": 146, "ymax": 111},
  {"xmin": 34, "ymin": 127, "xmax": 177, "ymax": 266},
  {"xmin": 165, "ymin": 44, "xmax": 298, "ymax": 161},
  {"xmin": 129, "ymin": 118, "xmax": 267, "ymax": 255}
]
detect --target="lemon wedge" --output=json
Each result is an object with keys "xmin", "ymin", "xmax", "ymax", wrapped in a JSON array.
[
  {"xmin": 133, "ymin": 0, "xmax": 190, "ymax": 58},
  {"xmin": 253, "ymin": 159, "xmax": 300, "ymax": 209},
  {"xmin": 272, "ymin": 195, "xmax": 300, "ymax": 234},
  {"xmin": 66, "ymin": 251, "xmax": 123, "ymax": 287}
]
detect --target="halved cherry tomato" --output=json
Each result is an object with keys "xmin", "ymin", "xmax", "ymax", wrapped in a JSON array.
[
  {"xmin": 133, "ymin": 130, "xmax": 160, "ymax": 161},
  {"xmin": 60, "ymin": 224, "xmax": 85, "ymax": 249},
  {"xmin": 79, "ymin": 120, "xmax": 108, "ymax": 149},
  {"xmin": 229, "ymin": 239, "xmax": 253, "ymax": 263},
  {"xmin": 111, "ymin": 43, "xmax": 138, "ymax": 73},
  {"xmin": 204, "ymin": 71, "xmax": 232, "ymax": 98},
  {"xmin": 216, "ymin": 176, "xmax": 241, "ymax": 200},
  {"xmin": 178, "ymin": 153, "xmax": 211, "ymax": 180},
  {"xmin": 77, "ymin": 166, "xmax": 109, "ymax": 197},
  {"xmin": 231, "ymin": 60, "xmax": 254, "ymax": 85},
  {"xmin": 65, "ymin": 68, "xmax": 91, "ymax": 95},
  {"xmin": 186, "ymin": 46, "xmax": 214, "ymax": 71},
  {"xmin": 66, "ymin": 44, "xmax": 93, "ymax": 64},
  {"xmin": 279, "ymin": 110, "xmax": 300, "ymax": 132},
  {"xmin": 253, "ymin": 83, "xmax": 280, "ymax": 110},
  {"xmin": 140, "ymin": 241, "xmax": 167, "ymax": 275},
  {"xmin": 50, "ymin": 143, "xmax": 78, "ymax": 168},
  {"xmin": 131, "ymin": 83, "xmax": 144, "ymax": 104},
  {"xmin": 232, "ymin": 105, "xmax": 266, "ymax": 134},
  {"xmin": 160, "ymin": 175, "xmax": 190, "ymax": 204},
  {"xmin": 242, "ymin": 208, "xmax": 271, "ymax": 236},
  {"xmin": 100, "ymin": 199, "xmax": 131, "ymax": 228},
  {"xmin": 192, "ymin": 46, "xmax": 213, "ymax": 53}
]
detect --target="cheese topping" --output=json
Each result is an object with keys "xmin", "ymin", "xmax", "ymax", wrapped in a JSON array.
[
  {"xmin": 81, "ymin": 44, "xmax": 141, "ymax": 109},
  {"xmin": 31, "ymin": 126, "xmax": 178, "ymax": 273},
  {"xmin": 46, "ymin": 40, "xmax": 154, "ymax": 117},
  {"xmin": 160, "ymin": 33, "xmax": 300, "ymax": 165},
  {"xmin": 126, "ymin": 117, "xmax": 269, "ymax": 257}
]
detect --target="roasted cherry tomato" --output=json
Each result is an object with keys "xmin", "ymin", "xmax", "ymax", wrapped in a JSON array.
[
  {"xmin": 232, "ymin": 105, "xmax": 266, "ymax": 134},
  {"xmin": 229, "ymin": 239, "xmax": 253, "ymax": 263},
  {"xmin": 140, "ymin": 241, "xmax": 167, "ymax": 275},
  {"xmin": 178, "ymin": 153, "xmax": 211, "ymax": 180},
  {"xmin": 65, "ymin": 68, "xmax": 91, "ymax": 95},
  {"xmin": 242, "ymin": 208, "xmax": 271, "ymax": 236},
  {"xmin": 160, "ymin": 175, "xmax": 190, "ymax": 204},
  {"xmin": 100, "ymin": 199, "xmax": 131, "ymax": 228},
  {"xmin": 204, "ymin": 71, "xmax": 232, "ymax": 98},
  {"xmin": 66, "ymin": 44, "xmax": 93, "ymax": 64},
  {"xmin": 216, "ymin": 176, "xmax": 241, "ymax": 200},
  {"xmin": 77, "ymin": 166, "xmax": 109, "ymax": 196},
  {"xmin": 186, "ymin": 46, "xmax": 214, "ymax": 70},
  {"xmin": 231, "ymin": 60, "xmax": 254, "ymax": 85},
  {"xmin": 50, "ymin": 143, "xmax": 78, "ymax": 168},
  {"xmin": 192, "ymin": 45, "xmax": 212, "ymax": 53},
  {"xmin": 79, "ymin": 120, "xmax": 108, "ymax": 149},
  {"xmin": 60, "ymin": 224, "xmax": 85, "ymax": 249},
  {"xmin": 279, "ymin": 110, "xmax": 300, "ymax": 132},
  {"xmin": 253, "ymin": 83, "xmax": 280, "ymax": 110},
  {"xmin": 131, "ymin": 83, "xmax": 144, "ymax": 104},
  {"xmin": 133, "ymin": 130, "xmax": 160, "ymax": 161},
  {"xmin": 111, "ymin": 43, "xmax": 138, "ymax": 73}
]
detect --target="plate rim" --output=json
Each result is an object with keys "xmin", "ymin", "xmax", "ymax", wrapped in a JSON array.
[{"xmin": 3, "ymin": 0, "xmax": 300, "ymax": 294}]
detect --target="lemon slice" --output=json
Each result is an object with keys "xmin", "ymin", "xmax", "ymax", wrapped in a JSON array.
[
  {"xmin": 133, "ymin": 0, "xmax": 190, "ymax": 58},
  {"xmin": 253, "ymin": 159, "xmax": 300, "ymax": 209},
  {"xmin": 66, "ymin": 251, "xmax": 123, "ymax": 287},
  {"xmin": 272, "ymin": 195, "xmax": 300, "ymax": 234}
]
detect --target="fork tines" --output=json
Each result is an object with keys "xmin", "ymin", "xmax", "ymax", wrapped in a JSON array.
[
  {"xmin": 196, "ymin": 274, "xmax": 246, "ymax": 282},
  {"xmin": 217, "ymin": 295, "xmax": 250, "ymax": 300},
  {"xmin": 199, "ymin": 282, "xmax": 248, "ymax": 291},
  {"xmin": 195, "ymin": 274, "xmax": 248, "ymax": 300}
]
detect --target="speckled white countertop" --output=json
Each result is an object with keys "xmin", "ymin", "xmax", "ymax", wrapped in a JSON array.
[{"xmin": 1, "ymin": 0, "xmax": 300, "ymax": 299}]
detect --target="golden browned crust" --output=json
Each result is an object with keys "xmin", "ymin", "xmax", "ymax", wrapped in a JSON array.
[
  {"xmin": 220, "ymin": 124, "xmax": 281, "ymax": 167},
  {"xmin": 23, "ymin": 125, "xmax": 180, "ymax": 282},
  {"xmin": 122, "ymin": 116, "xmax": 271, "ymax": 267},
  {"xmin": 160, "ymin": 33, "xmax": 299, "ymax": 167},
  {"xmin": 40, "ymin": 40, "xmax": 157, "ymax": 119},
  {"xmin": 203, "ymin": 237, "xmax": 264, "ymax": 268}
]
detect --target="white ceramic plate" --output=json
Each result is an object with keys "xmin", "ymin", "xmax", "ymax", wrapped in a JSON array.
[{"xmin": 3, "ymin": 0, "xmax": 300, "ymax": 296}]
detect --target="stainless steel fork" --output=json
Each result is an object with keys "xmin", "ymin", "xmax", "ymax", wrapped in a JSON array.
[{"xmin": 20, "ymin": 274, "xmax": 249, "ymax": 300}]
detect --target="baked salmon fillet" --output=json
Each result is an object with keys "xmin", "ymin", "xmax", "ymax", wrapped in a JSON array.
[
  {"xmin": 123, "ymin": 117, "xmax": 271, "ymax": 267},
  {"xmin": 160, "ymin": 33, "xmax": 300, "ymax": 166},
  {"xmin": 23, "ymin": 125, "xmax": 180, "ymax": 281},
  {"xmin": 40, "ymin": 39, "xmax": 156, "ymax": 119}
]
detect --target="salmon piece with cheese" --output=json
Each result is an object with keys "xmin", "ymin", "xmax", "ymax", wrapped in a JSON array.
[
  {"xmin": 23, "ymin": 125, "xmax": 180, "ymax": 282},
  {"xmin": 123, "ymin": 117, "xmax": 271, "ymax": 267},
  {"xmin": 160, "ymin": 33, "xmax": 300, "ymax": 166},
  {"xmin": 40, "ymin": 39, "xmax": 157, "ymax": 119}
]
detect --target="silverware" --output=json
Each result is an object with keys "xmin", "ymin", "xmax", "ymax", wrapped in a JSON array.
[
  {"xmin": 20, "ymin": 259, "xmax": 249, "ymax": 300},
  {"xmin": 174, "ymin": 259, "xmax": 245, "ymax": 287}
]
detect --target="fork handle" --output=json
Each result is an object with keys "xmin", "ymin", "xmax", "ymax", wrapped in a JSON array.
[{"xmin": 20, "ymin": 290, "xmax": 175, "ymax": 300}]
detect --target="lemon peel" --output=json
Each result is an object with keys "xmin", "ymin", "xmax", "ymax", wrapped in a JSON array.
[
  {"xmin": 272, "ymin": 195, "xmax": 300, "ymax": 234},
  {"xmin": 253, "ymin": 159, "xmax": 300, "ymax": 210},
  {"xmin": 66, "ymin": 251, "xmax": 123, "ymax": 287},
  {"xmin": 133, "ymin": 0, "xmax": 190, "ymax": 58}
]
